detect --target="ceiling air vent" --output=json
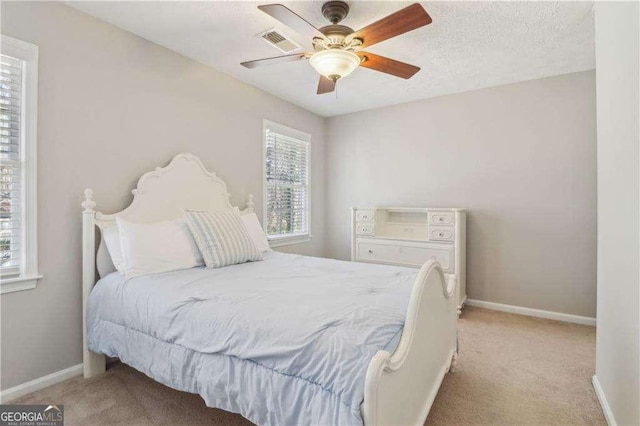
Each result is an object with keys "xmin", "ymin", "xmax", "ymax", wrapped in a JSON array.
[{"xmin": 258, "ymin": 28, "xmax": 302, "ymax": 53}]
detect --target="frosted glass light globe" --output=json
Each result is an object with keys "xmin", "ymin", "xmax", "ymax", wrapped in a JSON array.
[{"xmin": 309, "ymin": 49, "xmax": 360, "ymax": 81}]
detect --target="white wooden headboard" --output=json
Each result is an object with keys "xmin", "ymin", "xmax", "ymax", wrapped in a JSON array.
[
  {"xmin": 82, "ymin": 152, "xmax": 253, "ymax": 277},
  {"xmin": 81, "ymin": 153, "xmax": 253, "ymax": 377}
]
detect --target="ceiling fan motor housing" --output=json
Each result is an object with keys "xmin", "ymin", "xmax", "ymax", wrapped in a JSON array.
[{"xmin": 318, "ymin": 24, "xmax": 354, "ymax": 48}]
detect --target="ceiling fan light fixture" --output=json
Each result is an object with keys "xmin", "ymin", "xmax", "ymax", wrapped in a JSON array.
[
  {"xmin": 245, "ymin": 3, "xmax": 432, "ymax": 94},
  {"xmin": 309, "ymin": 49, "xmax": 360, "ymax": 81}
]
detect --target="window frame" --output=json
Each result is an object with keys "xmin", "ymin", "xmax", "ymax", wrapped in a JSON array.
[
  {"xmin": 262, "ymin": 119, "xmax": 311, "ymax": 248},
  {"xmin": 0, "ymin": 35, "xmax": 40, "ymax": 294}
]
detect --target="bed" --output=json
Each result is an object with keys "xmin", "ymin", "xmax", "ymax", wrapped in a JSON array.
[{"xmin": 81, "ymin": 153, "xmax": 458, "ymax": 425}]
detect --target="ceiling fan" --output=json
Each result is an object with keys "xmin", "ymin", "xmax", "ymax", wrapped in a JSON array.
[{"xmin": 241, "ymin": 2, "xmax": 432, "ymax": 95}]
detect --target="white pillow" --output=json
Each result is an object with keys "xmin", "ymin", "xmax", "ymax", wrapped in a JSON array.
[
  {"xmin": 117, "ymin": 217, "xmax": 204, "ymax": 279},
  {"xmin": 102, "ymin": 224, "xmax": 125, "ymax": 273},
  {"xmin": 240, "ymin": 212, "xmax": 271, "ymax": 252}
]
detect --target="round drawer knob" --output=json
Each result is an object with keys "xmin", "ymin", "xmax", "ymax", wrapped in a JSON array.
[
  {"xmin": 368, "ymin": 250, "xmax": 373, "ymax": 254},
  {"xmin": 439, "ymin": 217, "xmax": 444, "ymax": 221}
]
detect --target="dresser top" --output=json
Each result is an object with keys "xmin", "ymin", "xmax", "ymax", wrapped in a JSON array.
[{"xmin": 352, "ymin": 206, "xmax": 466, "ymax": 212}]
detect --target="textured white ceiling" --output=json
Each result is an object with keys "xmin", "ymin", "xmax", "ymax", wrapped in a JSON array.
[{"xmin": 66, "ymin": 1, "xmax": 595, "ymax": 117}]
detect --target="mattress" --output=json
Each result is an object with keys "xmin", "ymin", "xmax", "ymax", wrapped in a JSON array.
[{"xmin": 87, "ymin": 252, "xmax": 416, "ymax": 425}]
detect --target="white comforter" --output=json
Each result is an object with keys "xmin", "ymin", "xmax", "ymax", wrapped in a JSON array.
[{"xmin": 87, "ymin": 252, "xmax": 416, "ymax": 425}]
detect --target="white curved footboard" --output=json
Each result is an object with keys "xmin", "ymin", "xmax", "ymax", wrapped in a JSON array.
[{"xmin": 363, "ymin": 260, "xmax": 457, "ymax": 426}]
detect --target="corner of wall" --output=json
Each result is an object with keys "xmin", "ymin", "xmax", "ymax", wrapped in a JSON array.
[{"xmin": 592, "ymin": 375, "xmax": 617, "ymax": 425}]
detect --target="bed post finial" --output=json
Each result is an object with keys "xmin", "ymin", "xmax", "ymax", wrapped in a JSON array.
[
  {"xmin": 247, "ymin": 194, "xmax": 255, "ymax": 213},
  {"xmin": 82, "ymin": 189, "xmax": 96, "ymax": 212}
]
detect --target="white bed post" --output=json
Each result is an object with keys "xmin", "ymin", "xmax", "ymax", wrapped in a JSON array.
[{"xmin": 82, "ymin": 189, "xmax": 106, "ymax": 378}]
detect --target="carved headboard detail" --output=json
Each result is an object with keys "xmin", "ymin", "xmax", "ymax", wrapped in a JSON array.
[{"xmin": 82, "ymin": 153, "xmax": 253, "ymax": 278}]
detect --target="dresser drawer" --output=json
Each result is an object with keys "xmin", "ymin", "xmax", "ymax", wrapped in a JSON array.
[
  {"xmin": 356, "ymin": 239, "xmax": 453, "ymax": 273},
  {"xmin": 356, "ymin": 224, "xmax": 375, "ymax": 236},
  {"xmin": 428, "ymin": 211, "xmax": 455, "ymax": 226},
  {"xmin": 428, "ymin": 226, "xmax": 455, "ymax": 242},
  {"xmin": 356, "ymin": 210, "xmax": 375, "ymax": 222}
]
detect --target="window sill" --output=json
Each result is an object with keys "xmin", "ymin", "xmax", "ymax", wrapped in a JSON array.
[
  {"xmin": 268, "ymin": 234, "xmax": 312, "ymax": 248},
  {"xmin": 1, "ymin": 275, "xmax": 43, "ymax": 294}
]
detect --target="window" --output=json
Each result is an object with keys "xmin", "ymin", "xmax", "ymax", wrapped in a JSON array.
[
  {"xmin": 263, "ymin": 120, "xmax": 310, "ymax": 247},
  {"xmin": 0, "ymin": 35, "xmax": 40, "ymax": 293}
]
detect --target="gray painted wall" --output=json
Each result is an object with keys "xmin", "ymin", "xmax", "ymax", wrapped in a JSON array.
[
  {"xmin": 325, "ymin": 71, "xmax": 597, "ymax": 317},
  {"xmin": 594, "ymin": 2, "xmax": 639, "ymax": 425},
  {"xmin": 0, "ymin": 1, "xmax": 326, "ymax": 390}
]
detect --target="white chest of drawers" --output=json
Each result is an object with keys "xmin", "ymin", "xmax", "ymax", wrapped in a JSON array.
[{"xmin": 351, "ymin": 207, "xmax": 467, "ymax": 314}]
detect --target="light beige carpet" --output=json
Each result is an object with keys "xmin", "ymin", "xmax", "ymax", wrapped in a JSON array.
[{"xmin": 13, "ymin": 307, "xmax": 605, "ymax": 425}]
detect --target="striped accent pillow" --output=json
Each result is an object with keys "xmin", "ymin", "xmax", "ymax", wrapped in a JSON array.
[{"xmin": 185, "ymin": 210, "xmax": 263, "ymax": 268}]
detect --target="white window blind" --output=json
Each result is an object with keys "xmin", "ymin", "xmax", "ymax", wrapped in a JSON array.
[
  {"xmin": 0, "ymin": 54, "xmax": 23, "ymax": 277},
  {"xmin": 0, "ymin": 35, "xmax": 39, "ymax": 293},
  {"xmin": 264, "ymin": 122, "xmax": 310, "ymax": 245}
]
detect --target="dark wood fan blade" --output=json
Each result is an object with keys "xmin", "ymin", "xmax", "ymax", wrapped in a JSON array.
[
  {"xmin": 357, "ymin": 52, "xmax": 420, "ymax": 79},
  {"xmin": 258, "ymin": 4, "xmax": 328, "ymax": 42},
  {"xmin": 317, "ymin": 76, "xmax": 336, "ymax": 94},
  {"xmin": 241, "ymin": 53, "xmax": 307, "ymax": 69},
  {"xmin": 347, "ymin": 4, "xmax": 432, "ymax": 49}
]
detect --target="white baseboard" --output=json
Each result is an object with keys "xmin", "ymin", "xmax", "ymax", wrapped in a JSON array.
[
  {"xmin": 465, "ymin": 299, "xmax": 596, "ymax": 326},
  {"xmin": 0, "ymin": 363, "xmax": 83, "ymax": 404},
  {"xmin": 592, "ymin": 375, "xmax": 617, "ymax": 425}
]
